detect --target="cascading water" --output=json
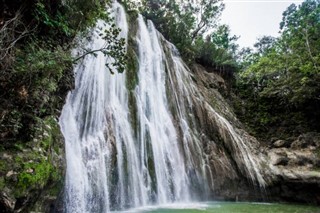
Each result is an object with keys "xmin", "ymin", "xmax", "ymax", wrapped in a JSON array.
[
  {"xmin": 60, "ymin": 2, "xmax": 265, "ymax": 212},
  {"xmin": 60, "ymin": 3, "xmax": 192, "ymax": 212},
  {"xmin": 60, "ymin": 3, "xmax": 129, "ymax": 212},
  {"xmin": 134, "ymin": 15, "xmax": 191, "ymax": 204}
]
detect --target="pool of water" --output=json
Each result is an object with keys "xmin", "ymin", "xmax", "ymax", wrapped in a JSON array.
[{"xmin": 113, "ymin": 202, "xmax": 320, "ymax": 213}]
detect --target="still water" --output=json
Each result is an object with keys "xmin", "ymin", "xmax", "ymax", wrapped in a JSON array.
[{"xmin": 112, "ymin": 202, "xmax": 320, "ymax": 213}]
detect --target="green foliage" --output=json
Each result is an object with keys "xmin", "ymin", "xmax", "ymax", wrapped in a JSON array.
[
  {"xmin": 189, "ymin": 0, "xmax": 225, "ymax": 40},
  {"xmin": 0, "ymin": 0, "xmax": 125, "ymax": 209},
  {"xmin": 120, "ymin": 0, "xmax": 141, "ymax": 12},
  {"xmin": 0, "ymin": 116, "xmax": 64, "ymax": 204},
  {"xmin": 66, "ymin": 0, "xmax": 113, "ymax": 30},
  {"xmin": 17, "ymin": 158, "xmax": 55, "ymax": 194},
  {"xmin": 0, "ymin": 41, "xmax": 73, "ymax": 143},
  {"xmin": 239, "ymin": 0, "xmax": 320, "ymax": 105},
  {"xmin": 126, "ymin": 49, "xmax": 139, "ymax": 90},
  {"xmin": 30, "ymin": 0, "xmax": 127, "ymax": 72},
  {"xmin": 140, "ymin": 0, "xmax": 224, "ymax": 62},
  {"xmin": 14, "ymin": 42, "xmax": 71, "ymax": 79},
  {"xmin": 139, "ymin": 0, "xmax": 239, "ymax": 79},
  {"xmin": 75, "ymin": 25, "xmax": 127, "ymax": 74},
  {"xmin": 34, "ymin": 1, "xmax": 72, "ymax": 36},
  {"xmin": 253, "ymin": 36, "xmax": 276, "ymax": 56},
  {"xmin": 0, "ymin": 0, "xmax": 127, "ymax": 144},
  {"xmin": 194, "ymin": 25, "xmax": 239, "ymax": 78},
  {"xmin": 234, "ymin": 0, "xmax": 320, "ymax": 141},
  {"xmin": 0, "ymin": 177, "xmax": 5, "ymax": 190}
]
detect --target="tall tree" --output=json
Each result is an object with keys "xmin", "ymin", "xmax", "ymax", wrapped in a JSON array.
[
  {"xmin": 280, "ymin": 0, "xmax": 320, "ymax": 73},
  {"xmin": 188, "ymin": 0, "xmax": 225, "ymax": 41}
]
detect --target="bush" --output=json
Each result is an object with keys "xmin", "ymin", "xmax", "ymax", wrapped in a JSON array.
[{"xmin": 0, "ymin": 0, "xmax": 127, "ymax": 145}]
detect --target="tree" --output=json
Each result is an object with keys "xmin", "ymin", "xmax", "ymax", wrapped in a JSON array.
[
  {"xmin": 195, "ymin": 26, "xmax": 239, "ymax": 78},
  {"xmin": 280, "ymin": 0, "xmax": 320, "ymax": 72},
  {"xmin": 189, "ymin": 0, "xmax": 225, "ymax": 41},
  {"xmin": 253, "ymin": 36, "xmax": 276, "ymax": 56},
  {"xmin": 0, "ymin": 0, "xmax": 126, "ymax": 143},
  {"xmin": 140, "ymin": 0, "xmax": 224, "ymax": 61},
  {"xmin": 234, "ymin": 0, "xmax": 320, "ymax": 140}
]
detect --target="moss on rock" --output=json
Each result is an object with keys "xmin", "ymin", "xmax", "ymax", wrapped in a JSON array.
[{"xmin": 0, "ymin": 116, "xmax": 65, "ymax": 212}]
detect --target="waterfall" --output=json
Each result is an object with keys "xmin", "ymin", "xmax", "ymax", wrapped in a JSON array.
[
  {"xmin": 60, "ymin": 3, "xmax": 129, "ymax": 212},
  {"xmin": 60, "ymin": 2, "xmax": 265, "ymax": 212},
  {"xmin": 134, "ymin": 15, "xmax": 191, "ymax": 205}
]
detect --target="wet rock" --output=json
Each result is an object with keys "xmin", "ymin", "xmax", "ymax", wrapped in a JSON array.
[
  {"xmin": 26, "ymin": 168, "xmax": 34, "ymax": 173},
  {"xmin": 291, "ymin": 132, "xmax": 320, "ymax": 149},
  {"xmin": 291, "ymin": 140, "xmax": 308, "ymax": 149},
  {"xmin": 289, "ymin": 155, "xmax": 314, "ymax": 167},
  {"xmin": 274, "ymin": 157, "xmax": 289, "ymax": 166},
  {"xmin": 5, "ymin": 171, "xmax": 17, "ymax": 178},
  {"xmin": 0, "ymin": 191, "xmax": 15, "ymax": 212},
  {"xmin": 269, "ymin": 150, "xmax": 289, "ymax": 166},
  {"xmin": 2, "ymin": 153, "xmax": 12, "ymax": 160},
  {"xmin": 273, "ymin": 140, "xmax": 290, "ymax": 148}
]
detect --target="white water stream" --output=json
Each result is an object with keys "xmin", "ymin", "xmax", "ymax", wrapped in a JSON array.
[{"xmin": 59, "ymin": 2, "xmax": 265, "ymax": 212}]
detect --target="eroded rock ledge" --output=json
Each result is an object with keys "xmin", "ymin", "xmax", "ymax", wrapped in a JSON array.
[{"xmin": 266, "ymin": 132, "xmax": 320, "ymax": 204}]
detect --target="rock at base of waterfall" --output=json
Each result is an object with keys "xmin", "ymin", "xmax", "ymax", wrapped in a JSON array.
[{"xmin": 266, "ymin": 132, "xmax": 320, "ymax": 204}]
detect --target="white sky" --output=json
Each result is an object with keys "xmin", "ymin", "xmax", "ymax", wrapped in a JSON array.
[{"xmin": 220, "ymin": 0, "xmax": 303, "ymax": 48}]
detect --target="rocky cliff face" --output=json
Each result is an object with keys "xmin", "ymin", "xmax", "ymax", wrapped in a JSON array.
[
  {"xmin": 192, "ymin": 63, "xmax": 320, "ymax": 205},
  {"xmin": 188, "ymin": 64, "xmax": 266, "ymax": 200}
]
